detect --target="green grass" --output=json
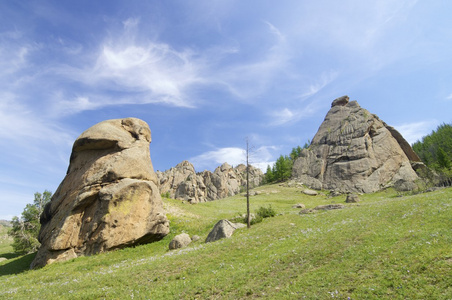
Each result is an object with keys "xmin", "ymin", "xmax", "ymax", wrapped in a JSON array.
[
  {"xmin": 0, "ymin": 224, "xmax": 13, "ymax": 259},
  {"xmin": 1, "ymin": 185, "xmax": 451, "ymax": 299}
]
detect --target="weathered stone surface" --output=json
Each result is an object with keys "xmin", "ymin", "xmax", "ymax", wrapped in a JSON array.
[
  {"xmin": 205, "ymin": 220, "xmax": 242, "ymax": 243},
  {"xmin": 31, "ymin": 118, "xmax": 169, "ymax": 269},
  {"xmin": 191, "ymin": 235, "xmax": 200, "ymax": 242},
  {"xmin": 292, "ymin": 96, "xmax": 420, "ymax": 193},
  {"xmin": 299, "ymin": 203, "xmax": 345, "ymax": 214},
  {"xmin": 345, "ymin": 194, "xmax": 360, "ymax": 203},
  {"xmin": 157, "ymin": 162, "xmax": 263, "ymax": 203},
  {"xmin": 292, "ymin": 203, "xmax": 306, "ymax": 209},
  {"xmin": 328, "ymin": 190, "xmax": 342, "ymax": 198},
  {"xmin": 0, "ymin": 257, "xmax": 7, "ymax": 262},
  {"xmin": 302, "ymin": 189, "xmax": 318, "ymax": 196},
  {"xmin": 314, "ymin": 204, "xmax": 345, "ymax": 210},
  {"xmin": 169, "ymin": 233, "xmax": 192, "ymax": 250}
]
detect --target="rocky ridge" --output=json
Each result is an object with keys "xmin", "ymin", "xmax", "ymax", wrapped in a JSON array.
[
  {"xmin": 292, "ymin": 96, "xmax": 421, "ymax": 193},
  {"xmin": 157, "ymin": 161, "xmax": 264, "ymax": 203}
]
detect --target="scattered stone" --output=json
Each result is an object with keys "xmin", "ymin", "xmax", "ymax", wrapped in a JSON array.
[
  {"xmin": 292, "ymin": 96, "xmax": 421, "ymax": 193},
  {"xmin": 0, "ymin": 257, "xmax": 7, "ymax": 263},
  {"xmin": 328, "ymin": 190, "xmax": 342, "ymax": 198},
  {"xmin": 233, "ymin": 223, "xmax": 247, "ymax": 229},
  {"xmin": 292, "ymin": 203, "xmax": 306, "ymax": 209},
  {"xmin": 241, "ymin": 213, "xmax": 256, "ymax": 223},
  {"xmin": 169, "ymin": 233, "xmax": 192, "ymax": 250},
  {"xmin": 191, "ymin": 235, "xmax": 200, "ymax": 242},
  {"xmin": 299, "ymin": 204, "xmax": 345, "ymax": 215},
  {"xmin": 31, "ymin": 118, "xmax": 169, "ymax": 269},
  {"xmin": 205, "ymin": 220, "xmax": 243, "ymax": 243},
  {"xmin": 315, "ymin": 204, "xmax": 345, "ymax": 210},
  {"xmin": 345, "ymin": 194, "xmax": 360, "ymax": 203},
  {"xmin": 425, "ymin": 187, "xmax": 443, "ymax": 193},
  {"xmin": 302, "ymin": 189, "xmax": 318, "ymax": 196}
]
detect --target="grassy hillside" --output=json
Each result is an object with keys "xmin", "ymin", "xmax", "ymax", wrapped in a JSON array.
[
  {"xmin": 0, "ymin": 225, "xmax": 13, "ymax": 258},
  {"xmin": 0, "ymin": 185, "xmax": 451, "ymax": 299}
]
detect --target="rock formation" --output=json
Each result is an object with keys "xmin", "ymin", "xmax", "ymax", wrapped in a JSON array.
[
  {"xmin": 169, "ymin": 233, "xmax": 192, "ymax": 250},
  {"xmin": 292, "ymin": 96, "xmax": 421, "ymax": 193},
  {"xmin": 157, "ymin": 161, "xmax": 263, "ymax": 203},
  {"xmin": 205, "ymin": 220, "xmax": 246, "ymax": 243},
  {"xmin": 31, "ymin": 118, "xmax": 169, "ymax": 268}
]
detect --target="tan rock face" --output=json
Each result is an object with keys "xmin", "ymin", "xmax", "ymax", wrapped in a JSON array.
[
  {"xmin": 31, "ymin": 118, "xmax": 169, "ymax": 269},
  {"xmin": 157, "ymin": 161, "xmax": 263, "ymax": 203},
  {"xmin": 292, "ymin": 96, "xmax": 420, "ymax": 193}
]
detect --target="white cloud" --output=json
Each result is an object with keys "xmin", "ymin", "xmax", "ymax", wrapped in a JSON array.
[
  {"xmin": 299, "ymin": 70, "xmax": 339, "ymax": 99},
  {"xmin": 268, "ymin": 100, "xmax": 321, "ymax": 126},
  {"xmin": 122, "ymin": 17, "xmax": 140, "ymax": 30},
  {"xmin": 190, "ymin": 147, "xmax": 245, "ymax": 171},
  {"xmin": 446, "ymin": 94, "xmax": 452, "ymax": 100},
  {"xmin": 395, "ymin": 120, "xmax": 439, "ymax": 144},
  {"xmin": 270, "ymin": 108, "xmax": 295, "ymax": 126},
  {"xmin": 190, "ymin": 145, "xmax": 277, "ymax": 172}
]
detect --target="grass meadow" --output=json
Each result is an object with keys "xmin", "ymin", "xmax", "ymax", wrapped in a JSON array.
[{"xmin": 0, "ymin": 185, "xmax": 451, "ymax": 299}]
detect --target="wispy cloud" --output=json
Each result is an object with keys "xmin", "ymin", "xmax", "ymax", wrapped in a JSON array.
[
  {"xmin": 270, "ymin": 108, "xmax": 295, "ymax": 126},
  {"xmin": 55, "ymin": 38, "xmax": 206, "ymax": 111},
  {"xmin": 299, "ymin": 70, "xmax": 339, "ymax": 99},
  {"xmin": 395, "ymin": 120, "xmax": 439, "ymax": 144},
  {"xmin": 268, "ymin": 100, "xmax": 321, "ymax": 126},
  {"xmin": 215, "ymin": 21, "xmax": 289, "ymax": 100}
]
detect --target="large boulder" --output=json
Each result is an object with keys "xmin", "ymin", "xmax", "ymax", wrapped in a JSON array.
[
  {"xmin": 31, "ymin": 118, "xmax": 169, "ymax": 269},
  {"xmin": 169, "ymin": 233, "xmax": 192, "ymax": 250},
  {"xmin": 292, "ymin": 96, "xmax": 420, "ymax": 193},
  {"xmin": 205, "ymin": 220, "xmax": 244, "ymax": 243}
]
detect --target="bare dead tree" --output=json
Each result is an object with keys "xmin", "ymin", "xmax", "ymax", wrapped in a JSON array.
[{"xmin": 246, "ymin": 137, "xmax": 251, "ymax": 228}]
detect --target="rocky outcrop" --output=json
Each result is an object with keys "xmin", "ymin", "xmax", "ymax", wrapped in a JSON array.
[
  {"xmin": 292, "ymin": 96, "xmax": 421, "ymax": 193},
  {"xmin": 157, "ymin": 161, "xmax": 263, "ymax": 203},
  {"xmin": 205, "ymin": 220, "xmax": 246, "ymax": 243},
  {"xmin": 31, "ymin": 118, "xmax": 169, "ymax": 269}
]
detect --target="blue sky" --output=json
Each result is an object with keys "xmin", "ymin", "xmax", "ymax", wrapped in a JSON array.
[{"xmin": 1, "ymin": 0, "xmax": 451, "ymax": 220}]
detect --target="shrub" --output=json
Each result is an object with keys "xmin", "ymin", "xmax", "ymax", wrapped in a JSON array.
[{"xmin": 256, "ymin": 205, "xmax": 277, "ymax": 218}]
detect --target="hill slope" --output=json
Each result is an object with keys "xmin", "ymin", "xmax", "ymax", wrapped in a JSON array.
[{"xmin": 1, "ymin": 186, "xmax": 451, "ymax": 299}]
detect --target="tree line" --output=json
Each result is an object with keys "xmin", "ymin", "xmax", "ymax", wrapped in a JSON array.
[
  {"xmin": 264, "ymin": 142, "xmax": 309, "ymax": 183},
  {"xmin": 412, "ymin": 123, "xmax": 452, "ymax": 185}
]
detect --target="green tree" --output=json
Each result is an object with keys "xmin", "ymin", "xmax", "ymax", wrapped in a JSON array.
[
  {"xmin": 274, "ymin": 155, "xmax": 293, "ymax": 182},
  {"xmin": 264, "ymin": 143, "xmax": 310, "ymax": 184},
  {"xmin": 8, "ymin": 190, "xmax": 52, "ymax": 253},
  {"xmin": 264, "ymin": 164, "xmax": 274, "ymax": 183},
  {"xmin": 412, "ymin": 123, "xmax": 452, "ymax": 170},
  {"xmin": 437, "ymin": 147, "xmax": 451, "ymax": 170}
]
